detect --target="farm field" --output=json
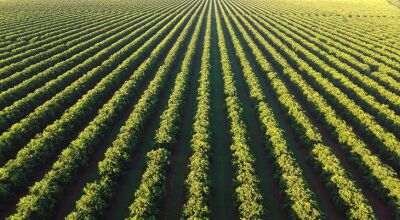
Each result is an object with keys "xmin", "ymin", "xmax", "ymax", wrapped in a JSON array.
[{"xmin": 0, "ymin": 0, "xmax": 399, "ymax": 219}]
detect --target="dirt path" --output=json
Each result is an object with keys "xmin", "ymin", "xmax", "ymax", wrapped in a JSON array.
[{"xmin": 209, "ymin": 5, "xmax": 235, "ymax": 219}]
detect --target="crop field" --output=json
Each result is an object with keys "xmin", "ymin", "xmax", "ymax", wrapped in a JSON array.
[{"xmin": 0, "ymin": 0, "xmax": 399, "ymax": 219}]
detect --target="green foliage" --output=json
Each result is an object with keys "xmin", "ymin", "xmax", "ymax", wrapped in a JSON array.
[
  {"xmin": 155, "ymin": 0, "xmax": 205, "ymax": 150},
  {"xmin": 65, "ymin": 3, "xmax": 206, "ymax": 219},
  {"xmin": 127, "ymin": 148, "xmax": 170, "ymax": 219},
  {"xmin": 219, "ymin": 2, "xmax": 324, "ymax": 219},
  {"xmin": 1, "ymin": 0, "xmax": 199, "ymax": 213},
  {"xmin": 183, "ymin": 2, "xmax": 212, "ymax": 218},
  {"xmin": 215, "ymin": 2, "xmax": 265, "ymax": 218},
  {"xmin": 0, "ymin": 10, "xmax": 176, "ymax": 163},
  {"xmin": 230, "ymin": 1, "xmax": 400, "ymax": 216},
  {"xmin": 128, "ymin": 3, "xmax": 207, "ymax": 217},
  {"xmin": 1, "ymin": 0, "xmax": 399, "ymax": 219},
  {"xmin": 0, "ymin": 9, "xmax": 172, "ymax": 133}
]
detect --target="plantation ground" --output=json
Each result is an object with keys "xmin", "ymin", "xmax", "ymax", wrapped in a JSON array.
[{"xmin": 0, "ymin": 0, "xmax": 399, "ymax": 219}]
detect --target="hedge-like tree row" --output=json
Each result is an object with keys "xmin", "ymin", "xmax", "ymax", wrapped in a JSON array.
[
  {"xmin": 0, "ymin": 1, "xmax": 188, "ymax": 138},
  {"xmin": 220, "ymin": 2, "xmax": 324, "ymax": 219},
  {"xmin": 264, "ymin": 12, "xmax": 400, "ymax": 97},
  {"xmin": 254, "ymin": 10, "xmax": 400, "ymax": 114},
  {"xmin": 183, "ymin": 1, "xmax": 212, "ymax": 218},
  {"xmin": 269, "ymin": 10, "xmax": 400, "ymax": 79},
  {"xmin": 5, "ymin": 3, "xmax": 200, "ymax": 219},
  {"xmin": 0, "ymin": 13, "xmax": 131, "ymax": 81},
  {"xmin": 0, "ymin": 11, "xmax": 123, "ymax": 66},
  {"xmin": 230, "ymin": 5, "xmax": 400, "ymax": 216},
  {"xmin": 258, "ymin": 4, "xmax": 400, "ymax": 70},
  {"xmin": 0, "ymin": 2, "xmax": 171, "ymax": 60},
  {"xmin": 126, "ymin": 148, "xmax": 170, "ymax": 219},
  {"xmin": 0, "ymin": 13, "xmax": 152, "ymax": 101},
  {"xmin": 154, "ymin": 0, "xmax": 205, "ymax": 149},
  {"xmin": 243, "ymin": 7, "xmax": 400, "ymax": 169},
  {"xmin": 301, "ymin": 16, "xmax": 400, "ymax": 78},
  {"xmin": 0, "ymin": 11, "xmax": 106, "ymax": 50},
  {"xmin": 64, "ymin": 3, "xmax": 205, "ymax": 218},
  {"xmin": 224, "ymin": 2, "xmax": 376, "ymax": 218},
  {"xmin": 0, "ymin": 0, "xmax": 182, "ymax": 67},
  {"xmin": 370, "ymin": 72, "xmax": 400, "ymax": 96},
  {"xmin": 214, "ymin": 1, "xmax": 264, "ymax": 218},
  {"xmin": 250, "ymin": 10, "xmax": 400, "ymax": 136},
  {"xmin": 248, "ymin": 3, "xmax": 400, "ymax": 76},
  {"xmin": 0, "ymin": 13, "xmax": 106, "ymax": 61},
  {"xmin": 127, "ymin": 2, "xmax": 207, "ymax": 216},
  {"xmin": 0, "ymin": 12, "xmax": 97, "ymax": 57},
  {"xmin": 0, "ymin": 13, "xmax": 147, "ymax": 94},
  {"xmin": 298, "ymin": 13, "xmax": 400, "ymax": 64},
  {"xmin": 0, "ymin": 12, "xmax": 164, "ymax": 128},
  {"xmin": 0, "ymin": 0, "xmax": 201, "ymax": 207},
  {"xmin": 0, "ymin": 1, "xmax": 192, "ymax": 165}
]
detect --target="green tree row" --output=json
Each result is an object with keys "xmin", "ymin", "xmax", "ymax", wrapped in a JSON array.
[
  {"xmin": 0, "ymin": 12, "xmax": 147, "ymax": 99},
  {"xmin": 127, "ymin": 148, "xmax": 170, "ymax": 219},
  {"xmin": 0, "ymin": 10, "xmax": 170, "ymax": 134},
  {"xmin": 232, "ymin": 5, "xmax": 400, "ymax": 216},
  {"xmin": 265, "ymin": 12, "xmax": 400, "ymax": 96},
  {"xmin": 154, "ymin": 0, "xmax": 206, "ymax": 150},
  {"xmin": 251, "ymin": 8, "xmax": 400, "ymax": 135},
  {"xmin": 220, "ymin": 2, "xmax": 324, "ymax": 219},
  {"xmin": 4, "ymin": 2, "xmax": 199, "ymax": 219},
  {"xmin": 127, "ymin": 3, "xmax": 207, "ymax": 217},
  {"xmin": 0, "ymin": 1, "xmax": 188, "ymax": 163},
  {"xmin": 266, "ymin": 8, "xmax": 400, "ymax": 83},
  {"xmin": 0, "ymin": 13, "xmax": 129, "ymax": 81},
  {"xmin": 0, "ymin": 0, "xmax": 198, "ymax": 207},
  {"xmin": 215, "ymin": 1, "xmax": 264, "ymax": 218},
  {"xmin": 257, "ymin": 2, "xmax": 400, "ymax": 71},
  {"xmin": 64, "ymin": 3, "xmax": 204, "ymax": 218},
  {"xmin": 224, "ymin": 2, "xmax": 376, "ymax": 218},
  {"xmin": 0, "ymin": 11, "xmax": 116, "ymax": 64},
  {"xmin": 183, "ymin": 1, "xmax": 213, "ymax": 218},
  {"xmin": 242, "ymin": 5, "xmax": 400, "ymax": 169}
]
